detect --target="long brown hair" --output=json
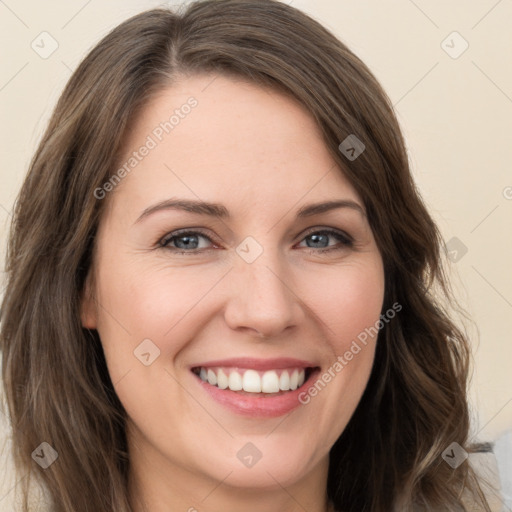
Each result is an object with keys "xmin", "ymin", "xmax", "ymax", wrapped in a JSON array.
[{"xmin": 0, "ymin": 1, "xmax": 492, "ymax": 510}]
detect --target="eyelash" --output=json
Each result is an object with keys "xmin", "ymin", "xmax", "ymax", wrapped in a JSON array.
[{"xmin": 158, "ymin": 228, "xmax": 353, "ymax": 255}]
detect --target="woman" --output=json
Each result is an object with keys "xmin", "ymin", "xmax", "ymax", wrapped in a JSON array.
[{"xmin": 0, "ymin": 0, "xmax": 493, "ymax": 510}]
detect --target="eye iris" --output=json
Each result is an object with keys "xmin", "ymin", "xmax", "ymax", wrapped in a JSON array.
[
  {"xmin": 307, "ymin": 233, "xmax": 329, "ymax": 248},
  {"xmin": 176, "ymin": 234, "xmax": 199, "ymax": 249}
]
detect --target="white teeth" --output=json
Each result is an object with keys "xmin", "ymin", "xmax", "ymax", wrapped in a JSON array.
[
  {"xmin": 261, "ymin": 370, "xmax": 280, "ymax": 393},
  {"xmin": 216, "ymin": 369, "xmax": 229, "ymax": 389},
  {"xmin": 279, "ymin": 371, "xmax": 290, "ymax": 390},
  {"xmin": 228, "ymin": 371, "xmax": 243, "ymax": 391},
  {"xmin": 290, "ymin": 369, "xmax": 299, "ymax": 390},
  {"xmin": 298, "ymin": 368, "xmax": 305, "ymax": 387},
  {"xmin": 243, "ymin": 369, "xmax": 261, "ymax": 392},
  {"xmin": 196, "ymin": 367, "xmax": 310, "ymax": 394},
  {"xmin": 207, "ymin": 369, "xmax": 217, "ymax": 386}
]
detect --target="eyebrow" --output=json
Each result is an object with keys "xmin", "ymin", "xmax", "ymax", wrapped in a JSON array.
[{"xmin": 134, "ymin": 198, "xmax": 365, "ymax": 224}]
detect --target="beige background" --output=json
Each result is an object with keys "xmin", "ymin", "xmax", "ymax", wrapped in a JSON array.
[{"xmin": 0, "ymin": 0, "xmax": 511, "ymax": 509}]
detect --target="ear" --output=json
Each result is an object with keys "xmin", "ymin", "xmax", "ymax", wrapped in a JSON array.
[{"xmin": 80, "ymin": 271, "xmax": 98, "ymax": 329}]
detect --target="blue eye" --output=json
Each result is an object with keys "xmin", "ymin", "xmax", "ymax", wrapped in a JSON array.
[
  {"xmin": 159, "ymin": 230, "xmax": 214, "ymax": 252},
  {"xmin": 158, "ymin": 228, "xmax": 352, "ymax": 254},
  {"xmin": 299, "ymin": 229, "xmax": 353, "ymax": 252}
]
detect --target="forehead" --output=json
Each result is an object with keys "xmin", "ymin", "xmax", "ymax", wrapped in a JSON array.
[{"xmin": 107, "ymin": 74, "xmax": 361, "ymax": 220}]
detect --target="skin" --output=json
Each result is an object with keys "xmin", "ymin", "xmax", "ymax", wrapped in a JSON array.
[{"xmin": 81, "ymin": 73, "xmax": 385, "ymax": 512}]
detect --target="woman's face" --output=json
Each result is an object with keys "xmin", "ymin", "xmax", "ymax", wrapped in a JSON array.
[{"xmin": 81, "ymin": 74, "xmax": 385, "ymax": 504}]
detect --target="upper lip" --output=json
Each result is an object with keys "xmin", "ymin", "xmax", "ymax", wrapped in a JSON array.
[{"xmin": 190, "ymin": 357, "xmax": 318, "ymax": 371}]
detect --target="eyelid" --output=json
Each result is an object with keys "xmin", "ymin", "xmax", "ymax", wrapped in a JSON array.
[
  {"xmin": 159, "ymin": 228, "xmax": 218, "ymax": 248},
  {"xmin": 300, "ymin": 226, "xmax": 353, "ymax": 244}
]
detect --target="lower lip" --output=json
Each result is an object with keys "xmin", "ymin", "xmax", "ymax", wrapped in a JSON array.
[{"xmin": 193, "ymin": 369, "xmax": 320, "ymax": 418}]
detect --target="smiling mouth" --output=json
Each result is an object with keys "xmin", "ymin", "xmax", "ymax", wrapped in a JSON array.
[{"xmin": 191, "ymin": 366, "xmax": 318, "ymax": 396}]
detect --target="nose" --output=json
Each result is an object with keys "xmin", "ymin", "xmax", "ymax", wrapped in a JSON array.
[{"xmin": 223, "ymin": 249, "xmax": 304, "ymax": 339}]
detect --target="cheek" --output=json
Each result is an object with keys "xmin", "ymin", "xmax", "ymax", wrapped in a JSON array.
[
  {"xmin": 294, "ymin": 260, "xmax": 384, "ymax": 435},
  {"xmin": 94, "ymin": 248, "xmax": 194, "ymax": 333},
  {"xmin": 304, "ymin": 260, "xmax": 385, "ymax": 349},
  {"xmin": 93, "ymin": 252, "xmax": 227, "ymax": 381}
]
